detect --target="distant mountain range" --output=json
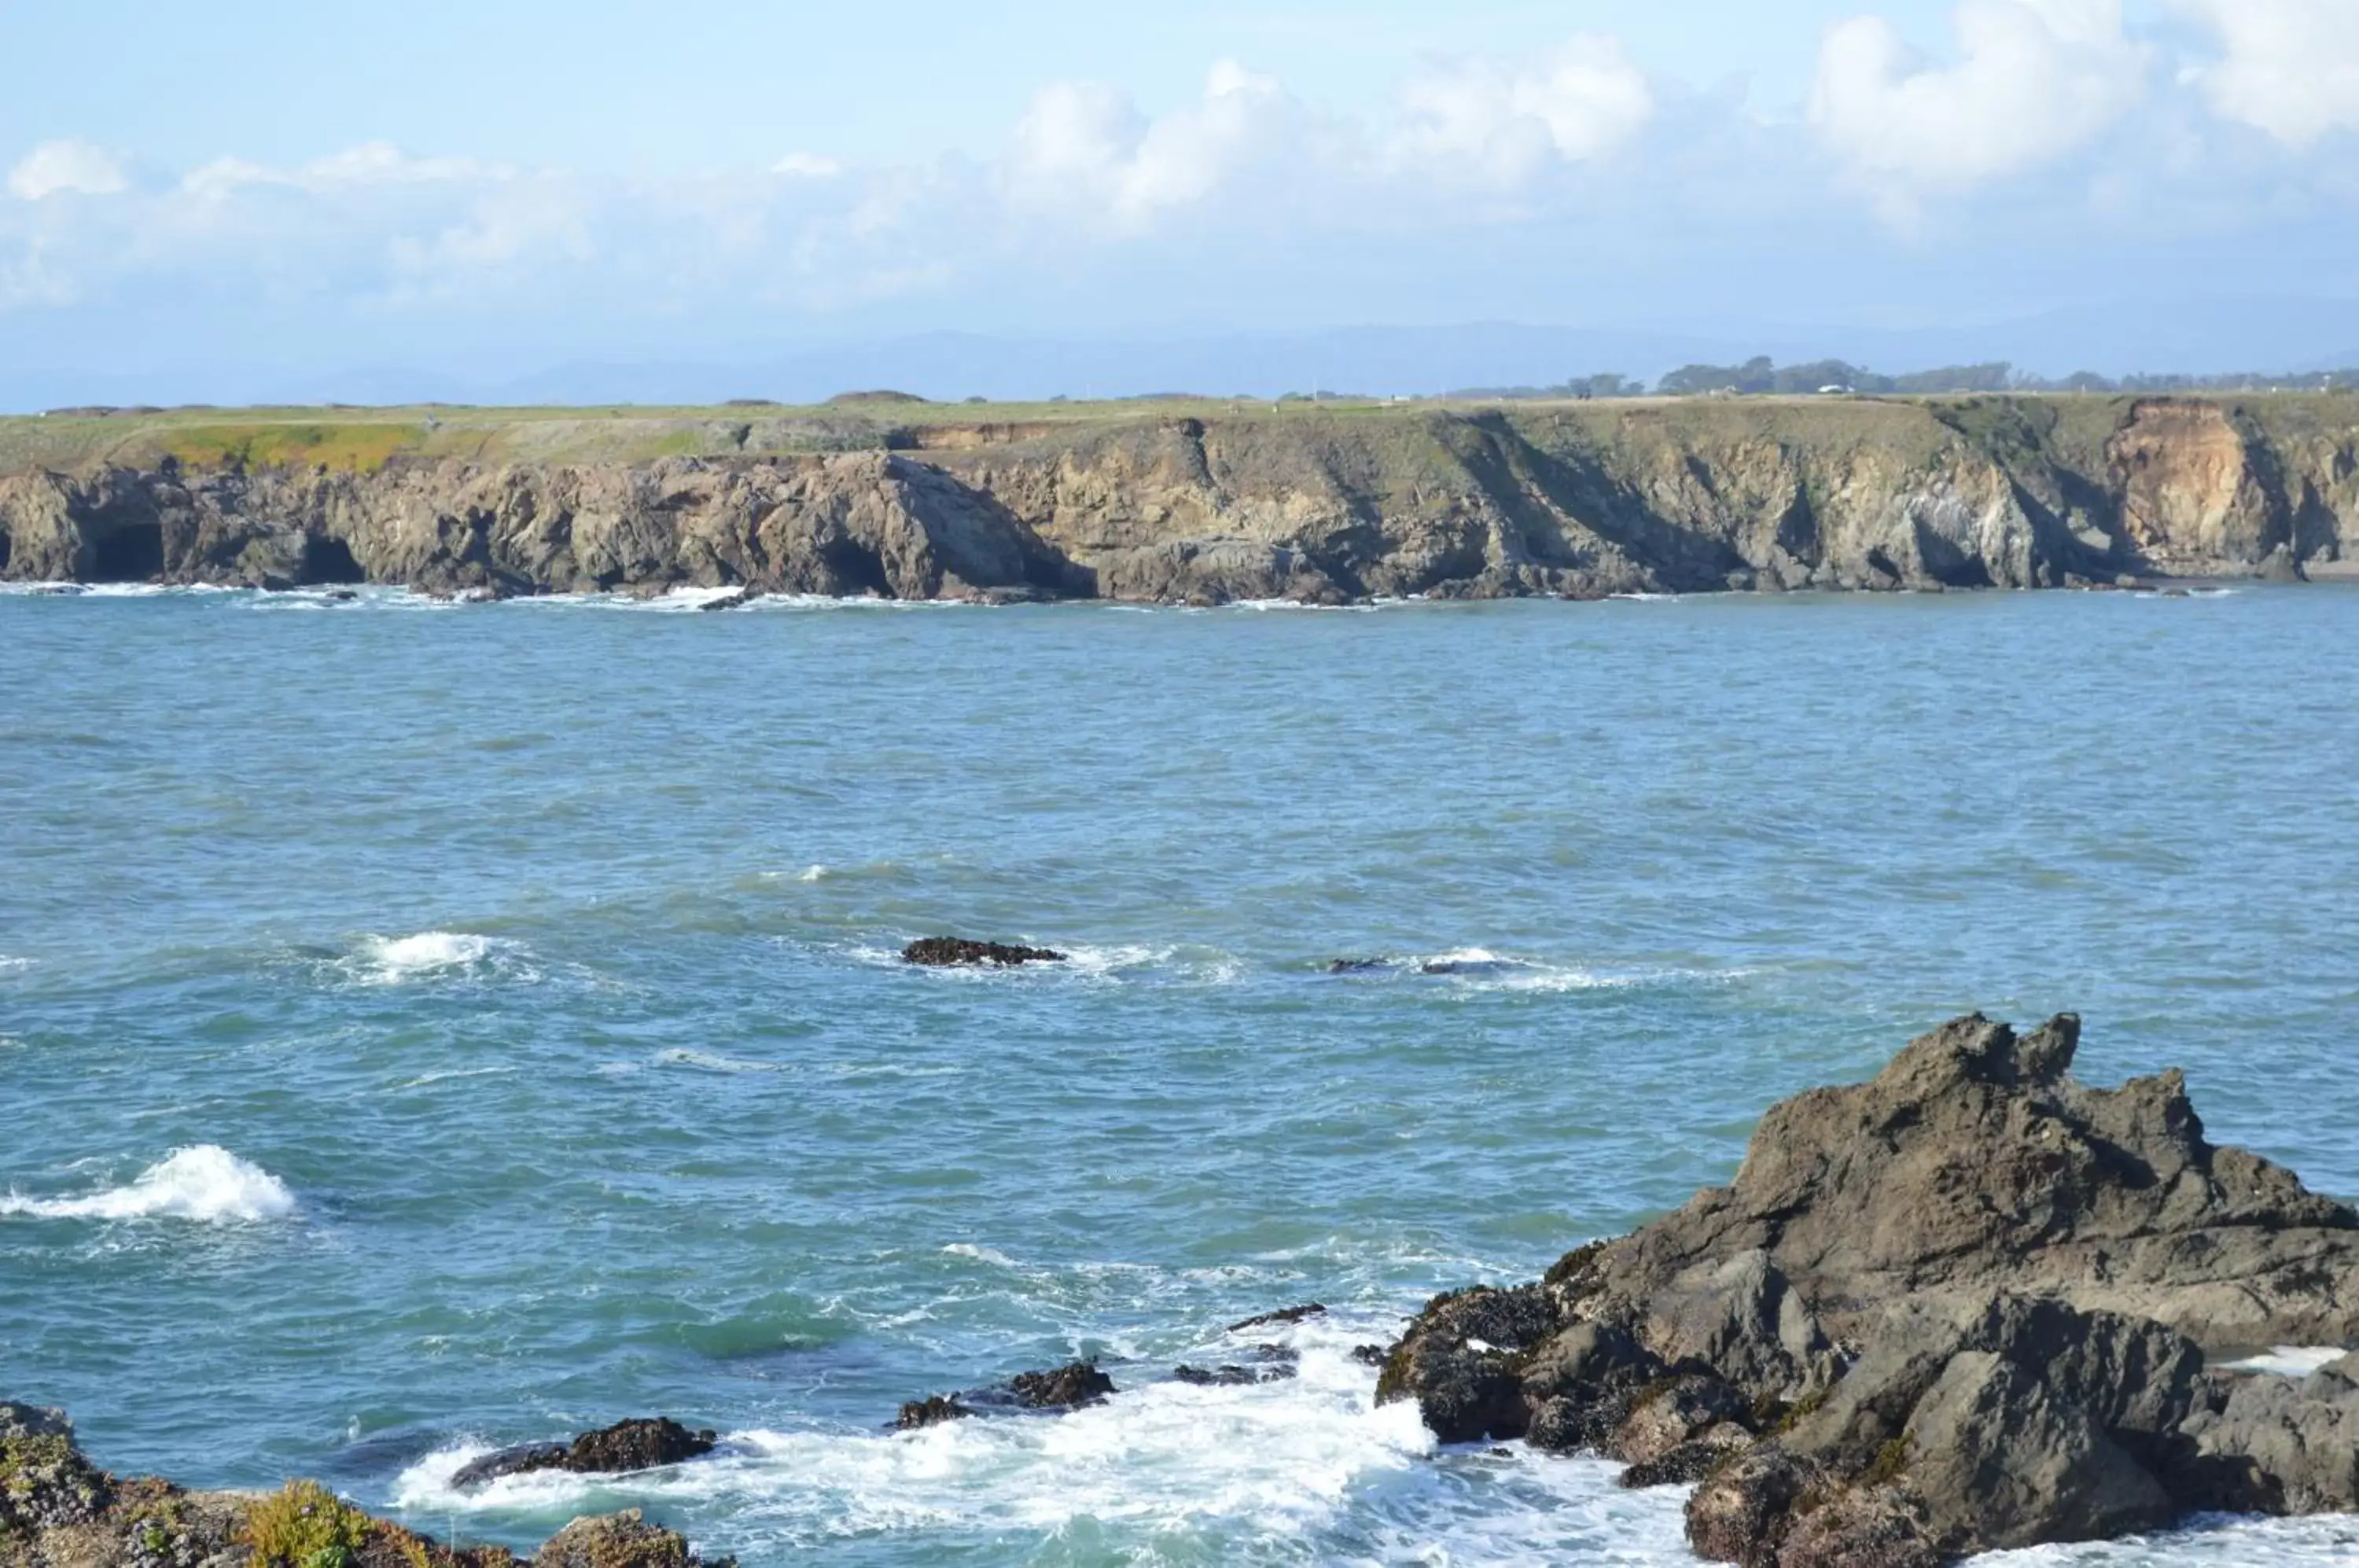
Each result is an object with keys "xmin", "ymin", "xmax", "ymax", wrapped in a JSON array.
[{"xmin": 7, "ymin": 299, "xmax": 2359, "ymax": 412}]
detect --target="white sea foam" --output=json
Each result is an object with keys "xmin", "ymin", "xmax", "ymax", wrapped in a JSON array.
[
  {"xmin": 397, "ymin": 1065, "xmax": 519, "ymax": 1089},
  {"xmin": 391, "ymin": 1335, "xmax": 1470, "ymax": 1551},
  {"xmin": 377, "ymin": 1296, "xmax": 2359, "ymax": 1564},
  {"xmin": 345, "ymin": 931, "xmax": 528, "ymax": 985},
  {"xmin": 0, "ymin": 955, "xmax": 31, "ymax": 974},
  {"xmin": 1403, "ymin": 948, "xmax": 1754, "ymax": 996},
  {"xmin": 0, "ymin": 1146, "xmax": 296, "ymax": 1224},
  {"xmin": 797, "ymin": 865, "xmax": 830, "ymax": 883},
  {"xmin": 2218, "ymin": 1345, "xmax": 2350, "ymax": 1377},
  {"xmin": 940, "ymin": 1242, "xmax": 1018, "ymax": 1268}
]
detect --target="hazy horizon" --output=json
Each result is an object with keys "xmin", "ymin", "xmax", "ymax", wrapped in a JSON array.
[{"xmin": 6, "ymin": 2, "xmax": 2357, "ymax": 407}]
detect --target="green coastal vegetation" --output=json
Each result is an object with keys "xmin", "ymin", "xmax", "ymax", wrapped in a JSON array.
[{"xmin": 5, "ymin": 375, "xmax": 2357, "ymax": 480}]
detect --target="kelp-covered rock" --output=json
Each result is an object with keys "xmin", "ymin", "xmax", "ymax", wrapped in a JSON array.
[{"xmin": 1379, "ymin": 1014, "xmax": 2359, "ymax": 1565}]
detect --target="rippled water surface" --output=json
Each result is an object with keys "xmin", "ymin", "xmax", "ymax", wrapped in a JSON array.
[{"xmin": 4, "ymin": 585, "xmax": 2357, "ymax": 1566}]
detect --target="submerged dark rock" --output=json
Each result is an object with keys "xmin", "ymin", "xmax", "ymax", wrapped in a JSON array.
[
  {"xmin": 893, "ymin": 1396, "xmax": 973, "ymax": 1430},
  {"xmin": 451, "ymin": 1417, "xmax": 719, "ymax": 1489},
  {"xmin": 1172, "ymin": 1363, "xmax": 1296, "ymax": 1387},
  {"xmin": 894, "ymin": 1361, "xmax": 1117, "ymax": 1428},
  {"xmin": 1225, "ymin": 1303, "xmax": 1327, "ymax": 1333},
  {"xmin": 901, "ymin": 937, "xmax": 1068, "ymax": 968},
  {"xmin": 1378, "ymin": 1013, "xmax": 2359, "ymax": 1565},
  {"xmin": 1008, "ymin": 1363, "xmax": 1116, "ymax": 1409}
]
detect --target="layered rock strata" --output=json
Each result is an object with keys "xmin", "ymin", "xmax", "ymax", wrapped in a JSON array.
[{"xmin": 4, "ymin": 397, "xmax": 2354, "ymax": 602}]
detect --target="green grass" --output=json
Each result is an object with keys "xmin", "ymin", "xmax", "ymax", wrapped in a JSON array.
[{"xmin": 2, "ymin": 391, "xmax": 2352, "ymax": 478}]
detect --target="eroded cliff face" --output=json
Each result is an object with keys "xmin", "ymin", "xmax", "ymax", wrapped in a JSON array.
[{"xmin": 2, "ymin": 396, "xmax": 2351, "ymax": 601}]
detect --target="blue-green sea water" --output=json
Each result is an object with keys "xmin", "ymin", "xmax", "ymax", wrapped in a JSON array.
[{"xmin": 4, "ymin": 584, "xmax": 2357, "ymax": 1567}]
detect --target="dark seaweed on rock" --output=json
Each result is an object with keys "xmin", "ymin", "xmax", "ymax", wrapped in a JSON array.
[
  {"xmin": 1376, "ymin": 1014, "xmax": 2359, "ymax": 1566},
  {"xmin": 901, "ymin": 938, "xmax": 1068, "ymax": 968},
  {"xmin": 1225, "ymin": 1303, "xmax": 1327, "ymax": 1333}
]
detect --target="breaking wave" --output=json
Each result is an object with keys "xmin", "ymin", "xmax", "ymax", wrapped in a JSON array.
[
  {"xmin": 344, "ymin": 931, "xmax": 532, "ymax": 985},
  {"xmin": 0, "ymin": 1147, "xmax": 296, "ymax": 1224}
]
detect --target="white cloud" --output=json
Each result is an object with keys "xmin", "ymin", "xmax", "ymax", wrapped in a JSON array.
[
  {"xmin": 1810, "ymin": 1, "xmax": 2146, "ymax": 193},
  {"xmin": 2176, "ymin": 0, "xmax": 2359, "ymax": 149},
  {"xmin": 772, "ymin": 153, "xmax": 845, "ymax": 179},
  {"xmin": 8, "ymin": 139, "xmax": 130, "ymax": 201},
  {"xmin": 1393, "ymin": 35, "xmax": 1655, "ymax": 185},
  {"xmin": 1004, "ymin": 60, "xmax": 1294, "ymax": 233},
  {"xmin": 181, "ymin": 142, "xmax": 492, "ymax": 199}
]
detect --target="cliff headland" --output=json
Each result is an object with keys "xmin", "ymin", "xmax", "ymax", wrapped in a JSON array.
[{"xmin": 2, "ymin": 393, "xmax": 2353, "ymax": 602}]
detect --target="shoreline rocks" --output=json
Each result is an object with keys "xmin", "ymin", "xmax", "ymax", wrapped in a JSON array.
[
  {"xmin": 895, "ymin": 1361, "xmax": 1116, "ymax": 1430},
  {"xmin": 1377, "ymin": 1014, "xmax": 2359, "ymax": 1566},
  {"xmin": 0, "ymin": 1414, "xmax": 732, "ymax": 1566},
  {"xmin": 901, "ymin": 937, "xmax": 1067, "ymax": 967}
]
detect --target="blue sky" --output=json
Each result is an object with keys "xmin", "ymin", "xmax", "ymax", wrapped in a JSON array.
[{"xmin": 3, "ymin": 1, "xmax": 2357, "ymax": 399}]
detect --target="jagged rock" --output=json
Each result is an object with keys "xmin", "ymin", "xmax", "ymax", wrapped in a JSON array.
[
  {"xmin": 1592, "ymin": 1012, "xmax": 2359, "ymax": 1351},
  {"xmin": 534, "ymin": 1508, "xmax": 731, "ymax": 1568},
  {"xmin": 900, "ymin": 938, "xmax": 1067, "ymax": 968},
  {"xmin": 1380, "ymin": 1014, "xmax": 2359, "ymax": 1566},
  {"xmin": 451, "ymin": 1417, "xmax": 717, "ymax": 1489}
]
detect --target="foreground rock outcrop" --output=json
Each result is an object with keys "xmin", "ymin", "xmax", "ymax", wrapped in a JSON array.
[
  {"xmin": 1378, "ymin": 1014, "xmax": 2359, "ymax": 1565},
  {"xmin": 0, "ymin": 1404, "xmax": 731, "ymax": 1566},
  {"xmin": 3, "ymin": 396, "xmax": 2353, "ymax": 601}
]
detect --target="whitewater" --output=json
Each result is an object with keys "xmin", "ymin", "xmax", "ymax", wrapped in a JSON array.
[{"xmin": 4, "ymin": 587, "xmax": 2357, "ymax": 1566}]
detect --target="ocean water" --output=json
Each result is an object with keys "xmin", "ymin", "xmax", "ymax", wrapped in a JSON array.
[{"xmin": 3, "ymin": 583, "xmax": 2357, "ymax": 1567}]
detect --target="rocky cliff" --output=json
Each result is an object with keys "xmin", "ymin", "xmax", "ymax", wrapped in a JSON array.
[{"xmin": 2, "ymin": 396, "xmax": 2353, "ymax": 601}]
